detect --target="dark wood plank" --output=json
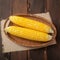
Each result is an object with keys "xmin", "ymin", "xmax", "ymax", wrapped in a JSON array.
[
  {"xmin": 30, "ymin": 48, "xmax": 46, "ymax": 60},
  {"xmin": 0, "ymin": 18, "xmax": 5, "ymax": 60},
  {"xmin": 28, "ymin": 0, "xmax": 45, "ymax": 14},
  {"xmin": 12, "ymin": 0, "xmax": 27, "ymax": 15},
  {"xmin": 0, "ymin": 0, "xmax": 12, "ymax": 19},
  {"xmin": 8, "ymin": 0, "xmax": 29, "ymax": 60},
  {"xmin": 0, "ymin": 0, "xmax": 2, "ymax": 52},
  {"xmin": 10, "ymin": 51, "xmax": 28, "ymax": 60},
  {"xmin": 0, "ymin": 0, "xmax": 2, "ymax": 18},
  {"xmin": 0, "ymin": 0, "xmax": 11, "ymax": 60},
  {"xmin": 46, "ymin": 0, "xmax": 60, "ymax": 60},
  {"xmin": 0, "ymin": 0, "xmax": 28, "ymax": 60},
  {"xmin": 27, "ymin": 1, "xmax": 47, "ymax": 60},
  {"xmin": 0, "ymin": 0, "xmax": 12, "ymax": 60}
]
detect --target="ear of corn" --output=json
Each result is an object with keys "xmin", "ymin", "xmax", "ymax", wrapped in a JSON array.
[
  {"xmin": 5, "ymin": 26, "xmax": 52, "ymax": 42},
  {"xmin": 9, "ymin": 16, "xmax": 54, "ymax": 33}
]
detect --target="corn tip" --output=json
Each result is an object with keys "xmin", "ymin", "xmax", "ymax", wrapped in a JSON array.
[
  {"xmin": 49, "ymin": 28, "xmax": 54, "ymax": 33},
  {"xmin": 48, "ymin": 35, "xmax": 52, "ymax": 40},
  {"xmin": 4, "ymin": 27, "xmax": 11, "ymax": 33}
]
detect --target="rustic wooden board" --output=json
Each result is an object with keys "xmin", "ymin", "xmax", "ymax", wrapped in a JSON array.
[
  {"xmin": 0, "ymin": 0, "xmax": 12, "ymax": 19},
  {"xmin": 4, "ymin": 15, "xmax": 56, "ymax": 48},
  {"xmin": 13, "ymin": 0, "xmax": 27, "ymax": 15},
  {"xmin": 28, "ymin": 0, "xmax": 45, "ymax": 13}
]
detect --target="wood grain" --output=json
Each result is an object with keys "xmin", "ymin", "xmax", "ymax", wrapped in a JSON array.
[
  {"xmin": 10, "ymin": 51, "xmax": 28, "ymax": 60},
  {"xmin": 12, "ymin": 0, "xmax": 27, "ymax": 15},
  {"xmin": 28, "ymin": 0, "xmax": 45, "ymax": 14},
  {"xmin": 46, "ymin": 0, "xmax": 60, "ymax": 60}
]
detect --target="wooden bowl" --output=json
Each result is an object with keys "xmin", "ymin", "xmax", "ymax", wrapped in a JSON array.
[{"xmin": 4, "ymin": 15, "xmax": 57, "ymax": 48}]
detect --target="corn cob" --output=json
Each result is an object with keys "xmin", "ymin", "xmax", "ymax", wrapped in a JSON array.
[
  {"xmin": 9, "ymin": 16, "xmax": 54, "ymax": 33},
  {"xmin": 5, "ymin": 26, "xmax": 52, "ymax": 42}
]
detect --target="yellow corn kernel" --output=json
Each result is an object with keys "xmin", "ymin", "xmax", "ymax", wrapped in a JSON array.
[
  {"xmin": 9, "ymin": 16, "xmax": 54, "ymax": 33},
  {"xmin": 5, "ymin": 26, "xmax": 52, "ymax": 42}
]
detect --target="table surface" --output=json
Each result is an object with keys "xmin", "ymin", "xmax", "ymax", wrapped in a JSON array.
[{"xmin": 1, "ymin": 12, "xmax": 56, "ymax": 53}]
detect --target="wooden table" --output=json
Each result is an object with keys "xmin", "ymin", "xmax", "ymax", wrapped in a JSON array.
[{"xmin": 0, "ymin": 0, "xmax": 60, "ymax": 60}]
